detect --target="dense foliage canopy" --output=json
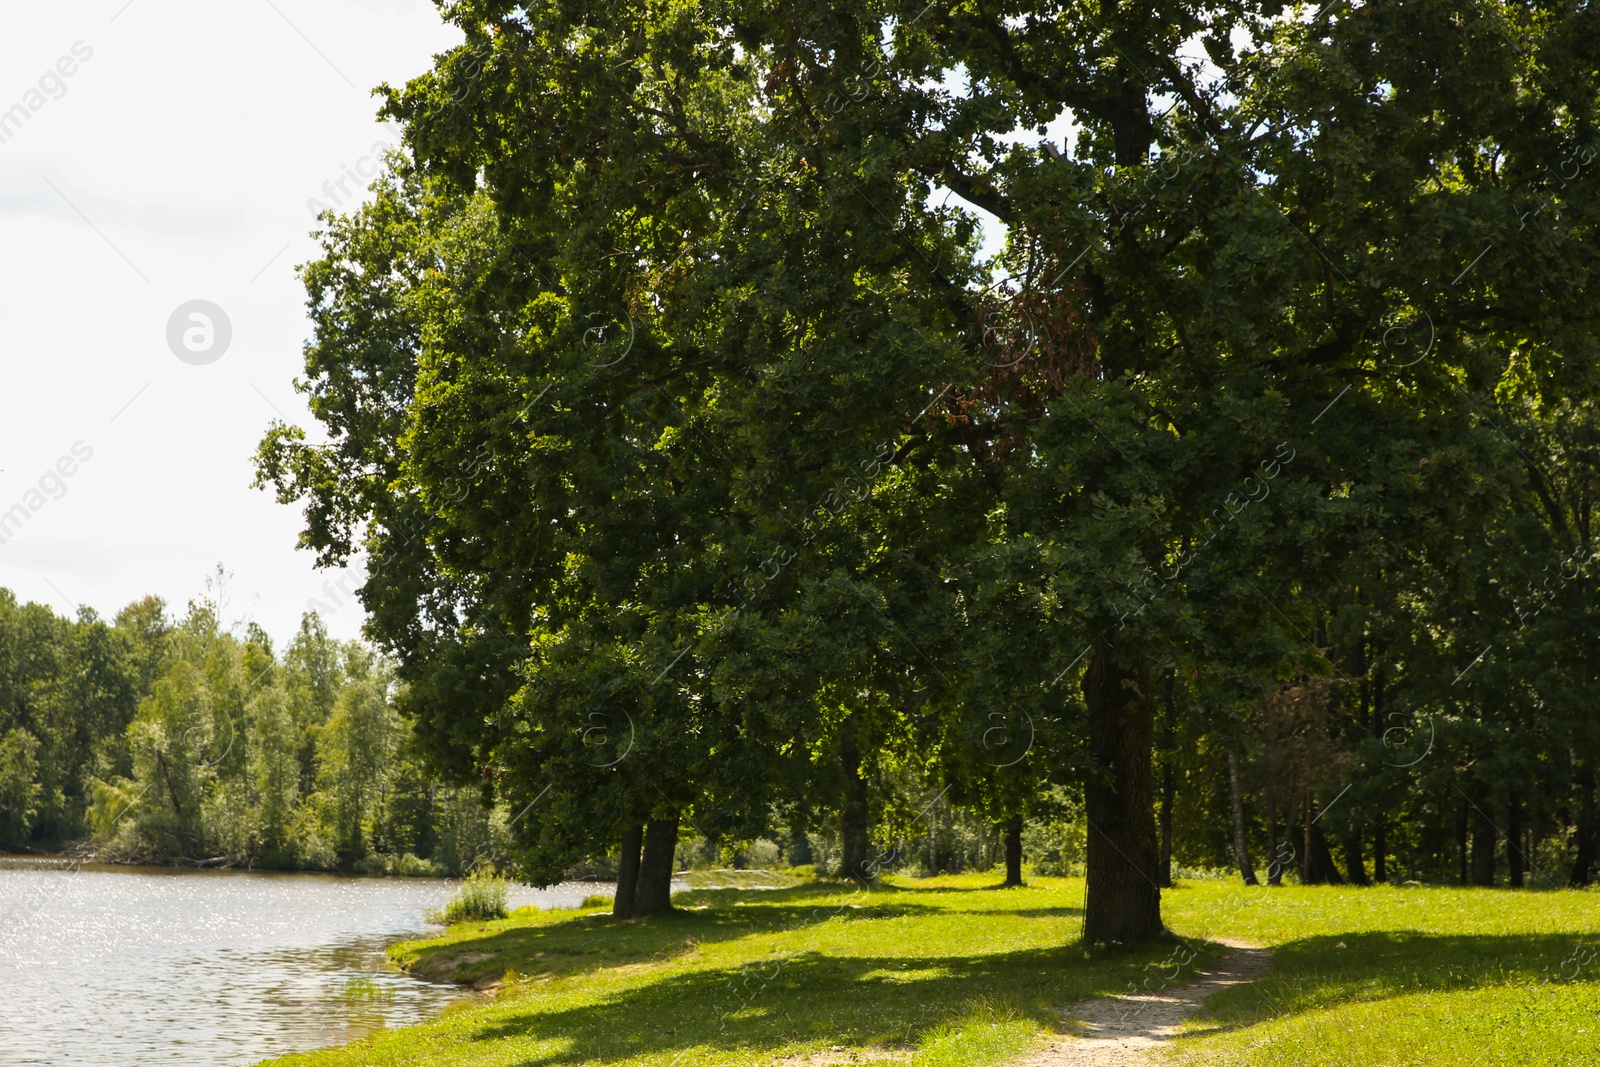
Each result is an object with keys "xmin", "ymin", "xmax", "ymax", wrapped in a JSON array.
[{"xmin": 185, "ymin": 0, "xmax": 1600, "ymax": 935}]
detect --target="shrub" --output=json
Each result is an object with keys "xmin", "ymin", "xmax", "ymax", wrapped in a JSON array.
[
  {"xmin": 1023, "ymin": 817, "xmax": 1086, "ymax": 877},
  {"xmin": 674, "ymin": 835, "xmax": 719, "ymax": 870},
  {"xmin": 435, "ymin": 869, "xmax": 509, "ymax": 923},
  {"xmin": 393, "ymin": 852, "xmax": 444, "ymax": 878},
  {"xmin": 740, "ymin": 838, "xmax": 782, "ymax": 870},
  {"xmin": 806, "ymin": 831, "xmax": 841, "ymax": 876}
]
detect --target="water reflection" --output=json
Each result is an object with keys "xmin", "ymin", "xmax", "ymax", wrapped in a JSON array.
[{"xmin": 0, "ymin": 861, "xmax": 610, "ymax": 1066}]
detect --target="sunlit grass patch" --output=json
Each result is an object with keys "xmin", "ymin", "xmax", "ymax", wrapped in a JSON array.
[
  {"xmin": 265, "ymin": 874, "xmax": 1600, "ymax": 1067},
  {"xmin": 1161, "ymin": 881, "xmax": 1600, "ymax": 1067},
  {"xmin": 266, "ymin": 873, "xmax": 1191, "ymax": 1067}
]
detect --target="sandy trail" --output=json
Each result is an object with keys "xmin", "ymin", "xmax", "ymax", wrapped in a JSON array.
[{"xmin": 1015, "ymin": 940, "xmax": 1271, "ymax": 1066}]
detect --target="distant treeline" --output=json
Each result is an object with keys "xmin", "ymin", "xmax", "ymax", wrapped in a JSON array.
[{"xmin": 0, "ymin": 588, "xmax": 503, "ymax": 873}]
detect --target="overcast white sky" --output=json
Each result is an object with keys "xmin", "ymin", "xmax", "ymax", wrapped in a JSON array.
[{"xmin": 0, "ymin": 1, "xmax": 460, "ymax": 644}]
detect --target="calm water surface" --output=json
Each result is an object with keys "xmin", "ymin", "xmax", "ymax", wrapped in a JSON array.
[{"xmin": 0, "ymin": 861, "xmax": 609, "ymax": 1066}]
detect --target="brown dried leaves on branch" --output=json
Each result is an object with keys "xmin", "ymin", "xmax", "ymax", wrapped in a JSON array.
[{"xmin": 930, "ymin": 272, "xmax": 1099, "ymax": 468}]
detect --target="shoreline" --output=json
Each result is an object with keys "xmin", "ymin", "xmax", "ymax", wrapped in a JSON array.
[{"xmin": 0, "ymin": 853, "xmax": 448, "ymax": 879}]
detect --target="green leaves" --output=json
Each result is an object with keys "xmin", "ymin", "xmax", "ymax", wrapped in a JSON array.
[{"xmin": 253, "ymin": 0, "xmax": 1600, "ymax": 890}]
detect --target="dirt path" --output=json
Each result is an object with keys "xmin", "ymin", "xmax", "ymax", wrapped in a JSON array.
[{"xmin": 1015, "ymin": 940, "xmax": 1271, "ymax": 1066}]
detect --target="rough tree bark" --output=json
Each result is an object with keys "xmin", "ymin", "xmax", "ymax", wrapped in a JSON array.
[
  {"xmin": 612, "ymin": 822, "xmax": 643, "ymax": 917},
  {"xmin": 635, "ymin": 816, "xmax": 679, "ymax": 916},
  {"xmin": 1002, "ymin": 814, "xmax": 1024, "ymax": 886},
  {"xmin": 1226, "ymin": 749, "xmax": 1258, "ymax": 885},
  {"xmin": 1372, "ymin": 819, "xmax": 1388, "ymax": 883},
  {"xmin": 839, "ymin": 724, "xmax": 874, "ymax": 883},
  {"xmin": 1082, "ymin": 631, "xmax": 1163, "ymax": 942}
]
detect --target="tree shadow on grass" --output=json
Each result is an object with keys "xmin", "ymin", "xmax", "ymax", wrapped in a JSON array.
[
  {"xmin": 985, "ymin": 907, "xmax": 1084, "ymax": 919},
  {"xmin": 405, "ymin": 903, "xmax": 890, "ymax": 985},
  {"xmin": 468, "ymin": 944, "xmax": 1097, "ymax": 1067},
  {"xmin": 404, "ymin": 883, "xmax": 1034, "ymax": 986},
  {"xmin": 1191, "ymin": 931, "xmax": 1600, "ymax": 1037},
  {"xmin": 674, "ymin": 884, "xmax": 1084, "ymax": 930},
  {"xmin": 440, "ymin": 930, "xmax": 1600, "ymax": 1066},
  {"xmin": 408, "ymin": 882, "xmax": 1089, "ymax": 988}
]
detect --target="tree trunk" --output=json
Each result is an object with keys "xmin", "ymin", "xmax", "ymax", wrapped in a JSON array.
[
  {"xmin": 1531, "ymin": 802, "xmax": 1545, "ymax": 876},
  {"xmin": 1158, "ymin": 758, "xmax": 1175, "ymax": 888},
  {"xmin": 1300, "ymin": 791, "xmax": 1343, "ymax": 885},
  {"xmin": 1158, "ymin": 672, "xmax": 1176, "ymax": 888},
  {"xmin": 1471, "ymin": 794, "xmax": 1497, "ymax": 887},
  {"xmin": 1369, "ymin": 668, "xmax": 1387, "ymax": 884},
  {"xmin": 1342, "ymin": 830, "xmax": 1370, "ymax": 885},
  {"xmin": 612, "ymin": 822, "xmax": 643, "ymax": 917},
  {"xmin": 1266, "ymin": 799, "xmax": 1284, "ymax": 886},
  {"xmin": 1304, "ymin": 822, "xmax": 1344, "ymax": 885},
  {"xmin": 1506, "ymin": 793, "xmax": 1524, "ymax": 888},
  {"xmin": 1455, "ymin": 796, "xmax": 1469, "ymax": 885},
  {"xmin": 635, "ymin": 816, "xmax": 679, "ymax": 915},
  {"xmin": 1082, "ymin": 631, "xmax": 1163, "ymax": 942},
  {"xmin": 1227, "ymin": 749, "xmax": 1258, "ymax": 885},
  {"xmin": 992, "ymin": 812, "xmax": 1017, "ymax": 889},
  {"xmin": 839, "ymin": 725, "xmax": 873, "ymax": 883},
  {"xmin": 1302, "ymin": 793, "xmax": 1314, "ymax": 884},
  {"xmin": 1571, "ymin": 762, "xmax": 1596, "ymax": 887},
  {"xmin": 1001, "ymin": 815, "xmax": 1023, "ymax": 885}
]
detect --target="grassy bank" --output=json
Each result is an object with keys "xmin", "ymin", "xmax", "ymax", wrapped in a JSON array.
[
  {"xmin": 265, "ymin": 872, "xmax": 1218, "ymax": 1067},
  {"xmin": 1166, "ymin": 881, "xmax": 1600, "ymax": 1067},
  {"xmin": 261, "ymin": 874, "xmax": 1600, "ymax": 1067}
]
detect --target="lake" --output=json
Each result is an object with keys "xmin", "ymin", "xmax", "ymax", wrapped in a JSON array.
[{"xmin": 0, "ymin": 860, "xmax": 610, "ymax": 1066}]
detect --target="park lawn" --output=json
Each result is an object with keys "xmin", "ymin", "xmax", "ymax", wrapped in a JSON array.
[
  {"xmin": 264, "ymin": 872, "xmax": 1220, "ymax": 1067},
  {"xmin": 263, "ymin": 874, "xmax": 1600, "ymax": 1067},
  {"xmin": 1160, "ymin": 880, "xmax": 1600, "ymax": 1067}
]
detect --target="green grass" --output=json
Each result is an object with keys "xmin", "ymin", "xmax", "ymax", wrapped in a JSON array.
[
  {"xmin": 1158, "ymin": 880, "xmax": 1600, "ymax": 1067},
  {"xmin": 266, "ymin": 873, "xmax": 1221, "ymax": 1067},
  {"xmin": 434, "ymin": 871, "xmax": 511, "ymax": 925},
  {"xmin": 261, "ymin": 874, "xmax": 1600, "ymax": 1067}
]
